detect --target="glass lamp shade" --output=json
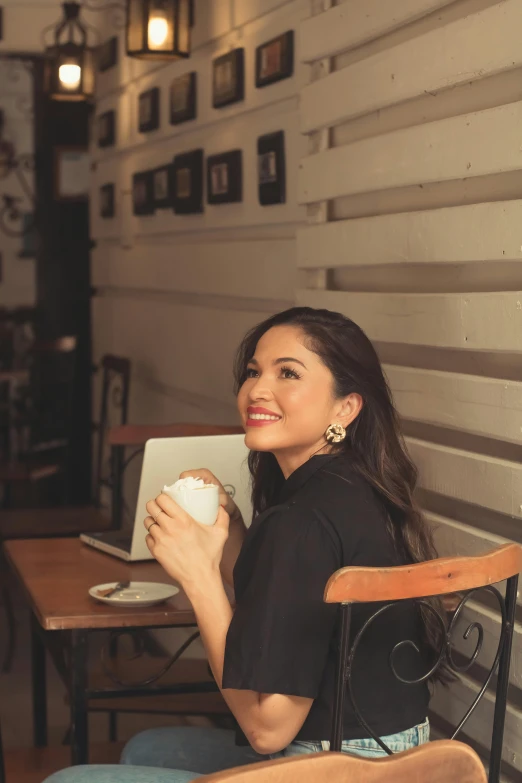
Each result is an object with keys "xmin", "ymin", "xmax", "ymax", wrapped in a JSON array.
[
  {"xmin": 45, "ymin": 42, "xmax": 94, "ymax": 101},
  {"xmin": 126, "ymin": 0, "xmax": 191, "ymax": 60}
]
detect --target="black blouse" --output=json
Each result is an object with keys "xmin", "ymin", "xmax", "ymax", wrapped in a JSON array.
[{"xmin": 222, "ymin": 453, "xmax": 430, "ymax": 742}]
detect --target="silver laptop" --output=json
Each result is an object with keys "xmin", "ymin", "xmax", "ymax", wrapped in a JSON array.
[{"xmin": 80, "ymin": 434, "xmax": 251, "ymax": 561}]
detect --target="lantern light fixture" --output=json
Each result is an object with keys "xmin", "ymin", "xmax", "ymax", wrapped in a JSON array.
[
  {"xmin": 126, "ymin": 0, "xmax": 193, "ymax": 61},
  {"xmin": 44, "ymin": 2, "xmax": 95, "ymax": 101}
]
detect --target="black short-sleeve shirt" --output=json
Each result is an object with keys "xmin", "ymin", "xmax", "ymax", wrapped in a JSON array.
[{"xmin": 222, "ymin": 453, "xmax": 430, "ymax": 742}]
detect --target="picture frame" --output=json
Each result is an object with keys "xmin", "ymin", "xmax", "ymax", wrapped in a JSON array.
[
  {"xmin": 255, "ymin": 30, "xmax": 294, "ymax": 88},
  {"xmin": 18, "ymin": 213, "xmax": 36, "ymax": 259},
  {"xmin": 152, "ymin": 164, "xmax": 172, "ymax": 209},
  {"xmin": 170, "ymin": 71, "xmax": 197, "ymax": 125},
  {"xmin": 97, "ymin": 110, "xmax": 115, "ymax": 147},
  {"xmin": 212, "ymin": 48, "xmax": 244, "ymax": 108},
  {"xmin": 132, "ymin": 171, "xmax": 154, "ymax": 215},
  {"xmin": 138, "ymin": 87, "xmax": 160, "ymax": 133},
  {"xmin": 97, "ymin": 36, "xmax": 118, "ymax": 72},
  {"xmin": 257, "ymin": 131, "xmax": 286, "ymax": 206},
  {"xmin": 207, "ymin": 150, "xmax": 242, "ymax": 205},
  {"xmin": 54, "ymin": 146, "xmax": 90, "ymax": 200},
  {"xmin": 172, "ymin": 148, "xmax": 204, "ymax": 214},
  {"xmin": 100, "ymin": 183, "xmax": 115, "ymax": 218}
]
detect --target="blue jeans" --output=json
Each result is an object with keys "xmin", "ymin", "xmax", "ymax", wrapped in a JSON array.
[{"xmin": 42, "ymin": 720, "xmax": 429, "ymax": 783}]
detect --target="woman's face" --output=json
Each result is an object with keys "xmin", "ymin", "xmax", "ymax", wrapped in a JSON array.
[{"xmin": 237, "ymin": 325, "xmax": 361, "ymax": 477}]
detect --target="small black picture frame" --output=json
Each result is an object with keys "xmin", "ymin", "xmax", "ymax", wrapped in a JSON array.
[
  {"xmin": 170, "ymin": 72, "xmax": 197, "ymax": 125},
  {"xmin": 97, "ymin": 36, "xmax": 118, "ymax": 72},
  {"xmin": 257, "ymin": 131, "xmax": 285, "ymax": 206},
  {"xmin": 172, "ymin": 148, "xmax": 204, "ymax": 214},
  {"xmin": 212, "ymin": 48, "xmax": 244, "ymax": 108},
  {"xmin": 138, "ymin": 87, "xmax": 160, "ymax": 133},
  {"xmin": 152, "ymin": 164, "xmax": 172, "ymax": 209},
  {"xmin": 97, "ymin": 110, "xmax": 115, "ymax": 147},
  {"xmin": 132, "ymin": 171, "xmax": 154, "ymax": 215},
  {"xmin": 255, "ymin": 30, "xmax": 294, "ymax": 88},
  {"xmin": 207, "ymin": 150, "xmax": 242, "ymax": 205},
  {"xmin": 100, "ymin": 183, "xmax": 115, "ymax": 218}
]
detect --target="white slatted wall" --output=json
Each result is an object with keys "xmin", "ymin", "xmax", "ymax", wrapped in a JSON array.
[
  {"xmin": 297, "ymin": 0, "xmax": 522, "ymax": 775},
  {"xmin": 91, "ymin": 0, "xmax": 307, "ymax": 441}
]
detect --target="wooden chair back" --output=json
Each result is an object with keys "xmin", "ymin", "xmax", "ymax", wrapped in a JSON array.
[
  {"xmin": 93, "ymin": 354, "xmax": 131, "ymax": 507},
  {"xmin": 196, "ymin": 740, "xmax": 486, "ymax": 783},
  {"xmin": 324, "ymin": 544, "xmax": 522, "ymax": 783}
]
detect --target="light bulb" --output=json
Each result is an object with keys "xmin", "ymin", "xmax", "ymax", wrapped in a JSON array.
[
  {"xmin": 148, "ymin": 13, "xmax": 169, "ymax": 49},
  {"xmin": 59, "ymin": 63, "xmax": 81, "ymax": 90}
]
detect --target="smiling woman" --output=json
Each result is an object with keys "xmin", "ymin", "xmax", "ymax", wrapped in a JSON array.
[{"xmin": 43, "ymin": 307, "xmax": 440, "ymax": 783}]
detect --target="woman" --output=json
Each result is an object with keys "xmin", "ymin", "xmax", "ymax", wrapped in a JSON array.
[{"xmin": 45, "ymin": 307, "xmax": 440, "ymax": 783}]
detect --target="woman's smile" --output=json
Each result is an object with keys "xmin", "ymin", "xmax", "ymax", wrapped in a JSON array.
[{"xmin": 246, "ymin": 406, "xmax": 283, "ymax": 427}]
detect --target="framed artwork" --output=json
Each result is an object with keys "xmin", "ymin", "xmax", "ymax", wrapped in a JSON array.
[
  {"xmin": 212, "ymin": 48, "xmax": 244, "ymax": 108},
  {"xmin": 18, "ymin": 213, "xmax": 36, "ymax": 258},
  {"xmin": 255, "ymin": 30, "xmax": 294, "ymax": 88},
  {"xmin": 54, "ymin": 146, "xmax": 90, "ymax": 200},
  {"xmin": 170, "ymin": 71, "xmax": 197, "ymax": 125},
  {"xmin": 257, "ymin": 131, "xmax": 285, "ymax": 205},
  {"xmin": 152, "ymin": 165, "xmax": 172, "ymax": 209},
  {"xmin": 97, "ymin": 36, "xmax": 118, "ymax": 72},
  {"xmin": 132, "ymin": 171, "xmax": 154, "ymax": 215},
  {"xmin": 97, "ymin": 110, "xmax": 115, "ymax": 147},
  {"xmin": 138, "ymin": 87, "xmax": 160, "ymax": 133},
  {"xmin": 172, "ymin": 148, "xmax": 204, "ymax": 214},
  {"xmin": 100, "ymin": 183, "xmax": 115, "ymax": 218},
  {"xmin": 207, "ymin": 150, "xmax": 242, "ymax": 205}
]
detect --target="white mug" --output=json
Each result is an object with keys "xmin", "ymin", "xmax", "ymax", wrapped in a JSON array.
[{"xmin": 164, "ymin": 484, "xmax": 220, "ymax": 526}]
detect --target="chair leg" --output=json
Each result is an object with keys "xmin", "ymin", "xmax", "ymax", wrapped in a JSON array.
[
  {"xmin": 109, "ymin": 712, "xmax": 118, "ymax": 742},
  {"xmin": 0, "ymin": 571, "xmax": 16, "ymax": 673}
]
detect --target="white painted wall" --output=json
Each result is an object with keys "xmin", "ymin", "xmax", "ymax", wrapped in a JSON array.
[
  {"xmin": 91, "ymin": 0, "xmax": 306, "ymax": 445},
  {"xmin": 298, "ymin": 0, "xmax": 522, "ymax": 776}
]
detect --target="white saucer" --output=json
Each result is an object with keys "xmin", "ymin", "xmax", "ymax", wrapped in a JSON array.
[{"xmin": 89, "ymin": 582, "xmax": 179, "ymax": 608}]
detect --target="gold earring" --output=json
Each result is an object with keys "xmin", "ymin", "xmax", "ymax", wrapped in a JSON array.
[{"xmin": 325, "ymin": 423, "xmax": 346, "ymax": 444}]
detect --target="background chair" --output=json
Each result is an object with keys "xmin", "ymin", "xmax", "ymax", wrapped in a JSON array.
[{"xmin": 325, "ymin": 543, "xmax": 522, "ymax": 783}]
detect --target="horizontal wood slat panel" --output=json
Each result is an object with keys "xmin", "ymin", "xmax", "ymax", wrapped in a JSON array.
[
  {"xmin": 300, "ymin": 0, "xmax": 522, "ymax": 132},
  {"xmin": 299, "ymin": 0, "xmax": 456, "ymax": 63},
  {"xmin": 296, "ymin": 289, "xmax": 522, "ymax": 352},
  {"xmin": 407, "ymin": 439, "xmax": 522, "ymax": 517},
  {"xmin": 298, "ymin": 102, "xmax": 522, "ymax": 203},
  {"xmin": 91, "ymin": 240, "xmax": 296, "ymax": 301},
  {"xmin": 430, "ymin": 673, "xmax": 522, "ymax": 773},
  {"xmin": 429, "ymin": 512, "xmax": 510, "ymax": 559},
  {"xmin": 387, "ymin": 365, "xmax": 522, "ymax": 445},
  {"xmin": 296, "ymin": 201, "xmax": 522, "ymax": 269}
]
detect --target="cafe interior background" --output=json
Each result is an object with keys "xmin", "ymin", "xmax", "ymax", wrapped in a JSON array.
[{"xmin": 0, "ymin": 0, "xmax": 521, "ymax": 779}]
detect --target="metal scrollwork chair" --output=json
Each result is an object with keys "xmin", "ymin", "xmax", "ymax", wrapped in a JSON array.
[{"xmin": 324, "ymin": 543, "xmax": 522, "ymax": 783}]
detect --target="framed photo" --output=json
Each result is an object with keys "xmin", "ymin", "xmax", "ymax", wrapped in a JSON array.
[
  {"xmin": 54, "ymin": 146, "xmax": 90, "ymax": 200},
  {"xmin": 170, "ymin": 72, "xmax": 197, "ymax": 125},
  {"xmin": 257, "ymin": 131, "xmax": 285, "ymax": 206},
  {"xmin": 132, "ymin": 171, "xmax": 154, "ymax": 215},
  {"xmin": 255, "ymin": 30, "xmax": 294, "ymax": 88},
  {"xmin": 97, "ymin": 110, "xmax": 115, "ymax": 147},
  {"xmin": 138, "ymin": 87, "xmax": 160, "ymax": 133},
  {"xmin": 18, "ymin": 213, "xmax": 36, "ymax": 258},
  {"xmin": 212, "ymin": 48, "xmax": 244, "ymax": 108},
  {"xmin": 207, "ymin": 150, "xmax": 242, "ymax": 205},
  {"xmin": 100, "ymin": 183, "xmax": 115, "ymax": 218},
  {"xmin": 172, "ymin": 148, "xmax": 204, "ymax": 214},
  {"xmin": 97, "ymin": 36, "xmax": 118, "ymax": 72},
  {"xmin": 152, "ymin": 165, "xmax": 172, "ymax": 209}
]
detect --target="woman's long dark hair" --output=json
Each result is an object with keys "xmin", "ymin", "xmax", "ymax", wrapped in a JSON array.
[{"xmin": 234, "ymin": 306, "xmax": 447, "ymax": 682}]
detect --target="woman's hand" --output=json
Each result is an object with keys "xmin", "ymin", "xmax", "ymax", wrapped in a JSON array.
[
  {"xmin": 179, "ymin": 468, "xmax": 243, "ymax": 523},
  {"xmin": 144, "ymin": 493, "xmax": 230, "ymax": 591}
]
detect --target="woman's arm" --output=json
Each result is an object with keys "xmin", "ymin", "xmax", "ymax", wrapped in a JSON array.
[
  {"xmin": 185, "ymin": 567, "xmax": 314, "ymax": 755},
  {"xmin": 220, "ymin": 508, "xmax": 246, "ymax": 588}
]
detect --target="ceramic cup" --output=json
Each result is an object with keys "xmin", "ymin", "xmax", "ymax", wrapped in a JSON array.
[{"xmin": 163, "ymin": 483, "xmax": 220, "ymax": 526}]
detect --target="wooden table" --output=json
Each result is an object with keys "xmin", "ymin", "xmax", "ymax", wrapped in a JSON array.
[{"xmin": 3, "ymin": 537, "xmax": 211, "ymax": 765}]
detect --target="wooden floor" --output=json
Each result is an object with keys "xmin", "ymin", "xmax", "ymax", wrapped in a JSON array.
[{"xmin": 0, "ymin": 570, "xmax": 214, "ymax": 782}]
